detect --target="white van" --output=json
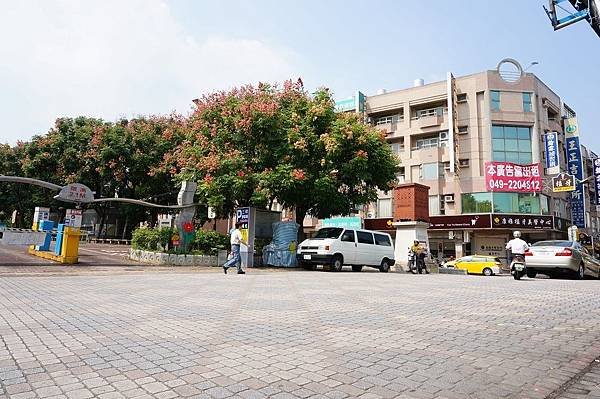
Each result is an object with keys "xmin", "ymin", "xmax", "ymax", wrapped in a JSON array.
[{"xmin": 297, "ymin": 227, "xmax": 395, "ymax": 272}]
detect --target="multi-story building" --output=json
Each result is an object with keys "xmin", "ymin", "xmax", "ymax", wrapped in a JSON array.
[{"xmin": 337, "ymin": 61, "xmax": 599, "ymax": 262}]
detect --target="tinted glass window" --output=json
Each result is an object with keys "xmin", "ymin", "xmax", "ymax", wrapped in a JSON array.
[
  {"xmin": 357, "ymin": 231, "xmax": 374, "ymax": 244},
  {"xmin": 314, "ymin": 228, "xmax": 343, "ymax": 239},
  {"xmin": 341, "ymin": 230, "xmax": 355, "ymax": 243},
  {"xmin": 374, "ymin": 233, "xmax": 392, "ymax": 246}
]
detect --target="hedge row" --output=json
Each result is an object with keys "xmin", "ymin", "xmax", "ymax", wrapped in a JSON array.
[{"xmin": 131, "ymin": 227, "xmax": 228, "ymax": 255}]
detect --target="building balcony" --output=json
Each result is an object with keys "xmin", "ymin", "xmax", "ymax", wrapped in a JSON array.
[
  {"xmin": 548, "ymin": 118, "xmax": 562, "ymax": 133},
  {"xmin": 412, "ymin": 114, "xmax": 444, "ymax": 128},
  {"xmin": 411, "ymin": 107, "xmax": 446, "ymax": 129}
]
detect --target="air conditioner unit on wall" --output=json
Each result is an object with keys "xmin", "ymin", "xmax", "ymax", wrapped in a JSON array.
[
  {"xmin": 444, "ymin": 195, "xmax": 455, "ymax": 203},
  {"xmin": 439, "ymin": 131, "xmax": 448, "ymax": 140}
]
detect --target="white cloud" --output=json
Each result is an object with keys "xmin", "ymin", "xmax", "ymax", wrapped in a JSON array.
[{"xmin": 0, "ymin": 0, "xmax": 301, "ymax": 144}]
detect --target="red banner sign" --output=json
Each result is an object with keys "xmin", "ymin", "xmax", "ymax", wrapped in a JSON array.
[{"xmin": 484, "ymin": 162, "xmax": 542, "ymax": 193}]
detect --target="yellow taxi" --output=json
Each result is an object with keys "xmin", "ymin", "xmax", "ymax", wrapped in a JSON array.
[{"xmin": 444, "ymin": 255, "xmax": 502, "ymax": 276}]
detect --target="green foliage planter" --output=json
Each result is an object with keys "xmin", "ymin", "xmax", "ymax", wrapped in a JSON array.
[
  {"xmin": 131, "ymin": 226, "xmax": 228, "ymax": 257},
  {"xmin": 193, "ymin": 230, "xmax": 228, "ymax": 255},
  {"xmin": 129, "ymin": 249, "xmax": 220, "ymax": 266},
  {"xmin": 131, "ymin": 227, "xmax": 175, "ymax": 252}
]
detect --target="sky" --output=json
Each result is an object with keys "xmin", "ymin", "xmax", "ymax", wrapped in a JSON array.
[{"xmin": 1, "ymin": 0, "xmax": 599, "ymax": 149}]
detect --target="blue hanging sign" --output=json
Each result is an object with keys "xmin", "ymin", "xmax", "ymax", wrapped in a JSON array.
[{"xmin": 566, "ymin": 136, "xmax": 586, "ymax": 228}]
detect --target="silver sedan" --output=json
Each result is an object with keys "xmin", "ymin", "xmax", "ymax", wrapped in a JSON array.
[{"xmin": 525, "ymin": 240, "xmax": 600, "ymax": 279}]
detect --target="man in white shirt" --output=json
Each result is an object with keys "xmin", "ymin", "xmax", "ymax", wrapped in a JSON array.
[
  {"xmin": 506, "ymin": 231, "xmax": 529, "ymax": 262},
  {"xmin": 223, "ymin": 222, "xmax": 247, "ymax": 274}
]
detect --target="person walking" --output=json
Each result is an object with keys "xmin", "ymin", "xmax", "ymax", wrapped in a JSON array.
[{"xmin": 223, "ymin": 222, "xmax": 246, "ymax": 274}]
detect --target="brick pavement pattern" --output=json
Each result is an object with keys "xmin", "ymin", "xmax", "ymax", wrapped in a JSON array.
[{"xmin": 1, "ymin": 272, "xmax": 599, "ymax": 399}]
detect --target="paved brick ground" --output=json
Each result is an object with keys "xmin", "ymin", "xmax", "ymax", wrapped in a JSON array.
[{"xmin": 0, "ymin": 271, "xmax": 599, "ymax": 399}]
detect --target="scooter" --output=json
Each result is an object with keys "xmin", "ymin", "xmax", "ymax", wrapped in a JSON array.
[
  {"xmin": 408, "ymin": 249, "xmax": 418, "ymax": 274},
  {"xmin": 510, "ymin": 254, "xmax": 526, "ymax": 280}
]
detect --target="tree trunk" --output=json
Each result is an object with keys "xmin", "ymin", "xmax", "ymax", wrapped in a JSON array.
[
  {"xmin": 96, "ymin": 205, "xmax": 107, "ymax": 238},
  {"xmin": 122, "ymin": 215, "xmax": 129, "ymax": 239},
  {"xmin": 295, "ymin": 208, "xmax": 307, "ymax": 244}
]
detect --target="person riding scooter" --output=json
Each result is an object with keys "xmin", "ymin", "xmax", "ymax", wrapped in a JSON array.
[
  {"xmin": 410, "ymin": 240, "xmax": 429, "ymax": 274},
  {"xmin": 506, "ymin": 231, "xmax": 529, "ymax": 261},
  {"xmin": 506, "ymin": 231, "xmax": 529, "ymax": 279}
]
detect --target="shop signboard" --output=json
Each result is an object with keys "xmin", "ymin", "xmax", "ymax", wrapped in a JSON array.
[
  {"xmin": 594, "ymin": 158, "xmax": 600, "ymax": 205},
  {"xmin": 364, "ymin": 218, "xmax": 395, "ymax": 231},
  {"xmin": 543, "ymin": 132, "xmax": 560, "ymax": 175},
  {"xmin": 564, "ymin": 117, "xmax": 579, "ymax": 136},
  {"xmin": 566, "ymin": 136, "xmax": 586, "ymax": 228},
  {"xmin": 484, "ymin": 162, "xmax": 542, "ymax": 193},
  {"xmin": 334, "ymin": 91, "xmax": 365, "ymax": 113},
  {"xmin": 335, "ymin": 98, "xmax": 355, "ymax": 113},
  {"xmin": 491, "ymin": 214, "xmax": 553, "ymax": 230},
  {"xmin": 322, "ymin": 216, "xmax": 362, "ymax": 229},
  {"xmin": 428, "ymin": 214, "xmax": 492, "ymax": 230},
  {"xmin": 552, "ymin": 172, "xmax": 576, "ymax": 192}
]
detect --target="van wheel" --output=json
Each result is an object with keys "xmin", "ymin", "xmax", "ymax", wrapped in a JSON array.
[
  {"xmin": 352, "ymin": 265, "xmax": 363, "ymax": 272},
  {"xmin": 331, "ymin": 255, "xmax": 343, "ymax": 272},
  {"xmin": 482, "ymin": 267, "xmax": 493, "ymax": 276},
  {"xmin": 379, "ymin": 259, "xmax": 390, "ymax": 273}
]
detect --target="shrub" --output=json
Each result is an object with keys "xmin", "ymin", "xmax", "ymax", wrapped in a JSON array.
[
  {"xmin": 192, "ymin": 230, "xmax": 228, "ymax": 255},
  {"xmin": 131, "ymin": 227, "xmax": 175, "ymax": 251}
]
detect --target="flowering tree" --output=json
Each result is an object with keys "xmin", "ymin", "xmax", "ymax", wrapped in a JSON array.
[{"xmin": 172, "ymin": 80, "xmax": 399, "ymax": 233}]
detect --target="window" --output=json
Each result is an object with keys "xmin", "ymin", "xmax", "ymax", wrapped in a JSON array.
[
  {"xmin": 458, "ymin": 126, "xmax": 468, "ymax": 134},
  {"xmin": 377, "ymin": 198, "xmax": 392, "ymax": 218},
  {"xmin": 492, "ymin": 193, "xmax": 540, "ymax": 214},
  {"xmin": 375, "ymin": 114, "xmax": 403, "ymax": 125},
  {"xmin": 397, "ymin": 167, "xmax": 406, "ymax": 184},
  {"xmin": 415, "ymin": 136, "xmax": 438, "ymax": 149},
  {"xmin": 414, "ymin": 131, "xmax": 448, "ymax": 150},
  {"xmin": 314, "ymin": 228, "xmax": 343, "ymax": 239},
  {"xmin": 541, "ymin": 194, "xmax": 550, "ymax": 215},
  {"xmin": 491, "ymin": 90, "xmax": 500, "ymax": 111},
  {"xmin": 389, "ymin": 138, "xmax": 404, "ymax": 154},
  {"xmin": 459, "ymin": 159, "xmax": 470, "ymax": 167},
  {"xmin": 357, "ymin": 231, "xmax": 374, "ymax": 244},
  {"xmin": 523, "ymin": 93, "xmax": 532, "ymax": 113},
  {"xmin": 492, "ymin": 125, "xmax": 532, "ymax": 164},
  {"xmin": 341, "ymin": 230, "xmax": 355, "ymax": 243},
  {"xmin": 457, "ymin": 93, "xmax": 467, "ymax": 103},
  {"xmin": 413, "ymin": 106, "xmax": 446, "ymax": 119},
  {"xmin": 429, "ymin": 195, "xmax": 441, "ymax": 216},
  {"xmin": 461, "ymin": 193, "xmax": 492, "ymax": 213},
  {"xmin": 420, "ymin": 163, "xmax": 442, "ymax": 180},
  {"xmin": 374, "ymin": 233, "xmax": 392, "ymax": 246}
]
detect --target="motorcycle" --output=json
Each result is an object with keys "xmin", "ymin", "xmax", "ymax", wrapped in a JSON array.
[
  {"xmin": 408, "ymin": 249, "xmax": 428, "ymax": 274},
  {"xmin": 510, "ymin": 254, "xmax": 526, "ymax": 280},
  {"xmin": 408, "ymin": 249, "xmax": 418, "ymax": 274}
]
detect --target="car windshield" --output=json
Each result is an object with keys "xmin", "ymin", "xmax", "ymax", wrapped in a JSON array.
[
  {"xmin": 313, "ymin": 228, "xmax": 343, "ymax": 239},
  {"xmin": 532, "ymin": 241, "xmax": 573, "ymax": 248}
]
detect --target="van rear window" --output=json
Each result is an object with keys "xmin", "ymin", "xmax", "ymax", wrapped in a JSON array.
[{"xmin": 374, "ymin": 233, "xmax": 391, "ymax": 246}]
